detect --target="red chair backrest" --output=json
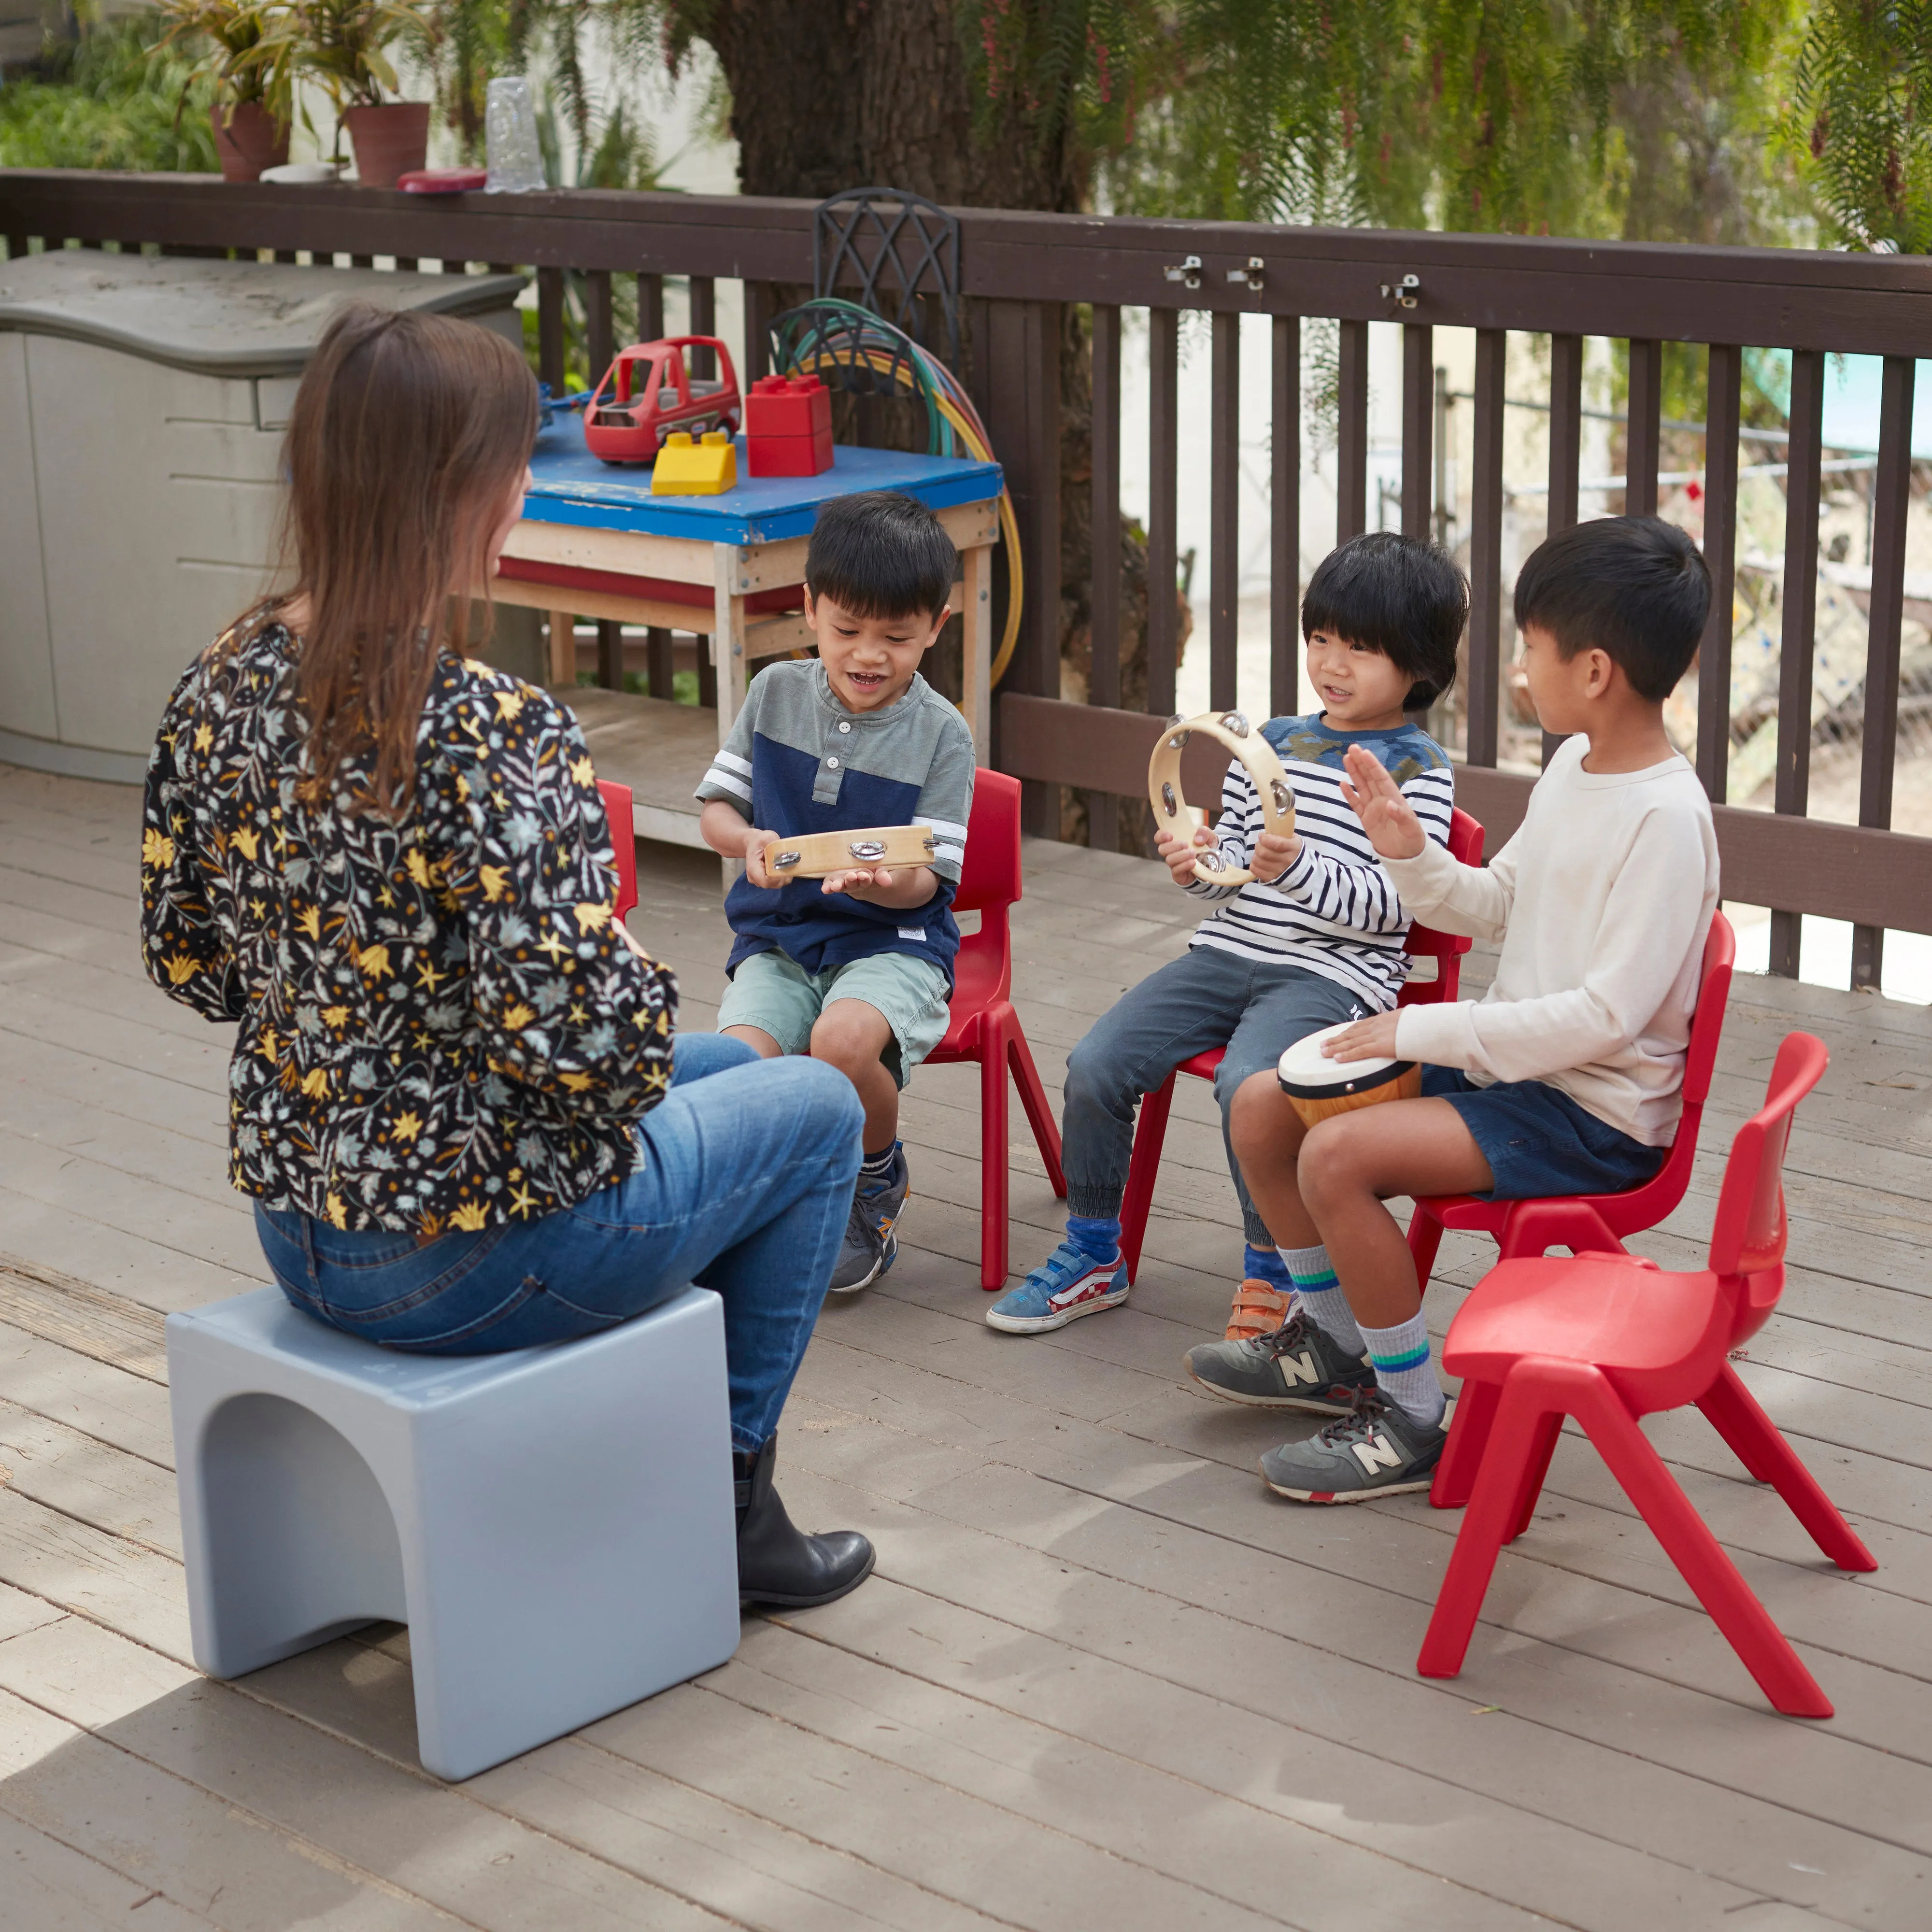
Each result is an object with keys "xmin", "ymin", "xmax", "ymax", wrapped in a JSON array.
[
  {"xmin": 953, "ymin": 768, "xmax": 1021, "ymax": 917},
  {"xmin": 1682, "ymin": 909, "xmax": 1736, "ymax": 1110},
  {"xmin": 1707, "ymin": 1030, "xmax": 1827, "ymax": 1332},
  {"xmin": 1400, "ymin": 807, "xmax": 1485, "ymax": 1008},
  {"xmin": 598, "ymin": 779, "xmax": 638, "ymax": 920}
]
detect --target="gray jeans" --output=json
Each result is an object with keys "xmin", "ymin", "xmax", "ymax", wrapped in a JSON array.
[{"xmin": 1064, "ymin": 947, "xmax": 1367, "ymax": 1246}]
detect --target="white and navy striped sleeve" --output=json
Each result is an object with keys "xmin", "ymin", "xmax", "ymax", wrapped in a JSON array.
[
  {"xmin": 1271, "ymin": 764, "xmax": 1456, "ymax": 934},
  {"xmin": 694, "ymin": 685, "xmax": 760, "ymax": 816}
]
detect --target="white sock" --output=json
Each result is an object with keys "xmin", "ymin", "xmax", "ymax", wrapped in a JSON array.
[
  {"xmin": 1359, "ymin": 1311, "xmax": 1446, "ymax": 1428},
  {"xmin": 1281, "ymin": 1243, "xmax": 1364, "ymax": 1355}
]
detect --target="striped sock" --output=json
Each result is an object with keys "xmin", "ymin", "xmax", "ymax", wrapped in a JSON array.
[
  {"xmin": 1359, "ymin": 1311, "xmax": 1445, "ymax": 1428},
  {"xmin": 1280, "ymin": 1244, "xmax": 1363, "ymax": 1354}
]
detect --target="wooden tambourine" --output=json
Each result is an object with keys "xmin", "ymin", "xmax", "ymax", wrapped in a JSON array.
[
  {"xmin": 1277, "ymin": 1023, "xmax": 1422, "ymax": 1129},
  {"xmin": 1148, "ymin": 710, "xmax": 1295, "ymax": 886},
  {"xmin": 766, "ymin": 825, "xmax": 938, "ymax": 878}
]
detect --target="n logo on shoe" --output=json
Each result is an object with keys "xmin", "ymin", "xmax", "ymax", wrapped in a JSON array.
[
  {"xmin": 1352, "ymin": 1432, "xmax": 1402, "ymax": 1475},
  {"xmin": 1279, "ymin": 1350, "xmax": 1321, "ymax": 1386}
]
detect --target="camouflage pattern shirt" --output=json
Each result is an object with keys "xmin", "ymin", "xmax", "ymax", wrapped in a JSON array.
[{"xmin": 139, "ymin": 617, "xmax": 677, "ymax": 1235}]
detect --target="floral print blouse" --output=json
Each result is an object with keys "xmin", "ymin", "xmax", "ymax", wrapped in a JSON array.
[{"xmin": 140, "ymin": 616, "xmax": 677, "ymax": 1235}]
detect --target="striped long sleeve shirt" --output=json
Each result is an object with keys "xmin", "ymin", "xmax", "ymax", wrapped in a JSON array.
[{"xmin": 1185, "ymin": 713, "xmax": 1456, "ymax": 1008}]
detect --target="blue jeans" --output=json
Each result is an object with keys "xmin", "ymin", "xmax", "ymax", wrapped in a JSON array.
[
  {"xmin": 254, "ymin": 1034, "xmax": 864, "ymax": 1453},
  {"xmin": 1064, "ymin": 948, "xmax": 1366, "ymax": 1245}
]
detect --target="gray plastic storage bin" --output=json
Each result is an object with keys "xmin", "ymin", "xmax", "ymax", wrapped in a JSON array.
[{"xmin": 0, "ymin": 253, "xmax": 526, "ymax": 781}]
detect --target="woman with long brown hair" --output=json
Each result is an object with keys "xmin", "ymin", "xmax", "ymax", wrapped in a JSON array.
[{"xmin": 140, "ymin": 302, "xmax": 872, "ymax": 1608}]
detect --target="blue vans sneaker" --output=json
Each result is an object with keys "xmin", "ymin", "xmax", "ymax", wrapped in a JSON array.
[
  {"xmin": 1258, "ymin": 1390, "xmax": 1447, "ymax": 1503},
  {"xmin": 986, "ymin": 1241, "xmax": 1129, "ymax": 1334}
]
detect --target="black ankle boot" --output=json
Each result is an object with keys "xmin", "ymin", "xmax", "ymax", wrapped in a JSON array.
[{"xmin": 734, "ymin": 1433, "xmax": 875, "ymax": 1608}]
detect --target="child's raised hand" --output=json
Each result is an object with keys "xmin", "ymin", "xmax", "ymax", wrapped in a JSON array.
[
  {"xmin": 1338, "ymin": 745, "xmax": 1425, "ymax": 860},
  {"xmin": 1156, "ymin": 823, "xmax": 1217, "ymax": 887}
]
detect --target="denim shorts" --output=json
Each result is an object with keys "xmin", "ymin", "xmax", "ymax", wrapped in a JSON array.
[
  {"xmin": 1421, "ymin": 1065, "xmax": 1667, "ymax": 1201},
  {"xmin": 718, "ymin": 947, "xmax": 951, "ymax": 1089}
]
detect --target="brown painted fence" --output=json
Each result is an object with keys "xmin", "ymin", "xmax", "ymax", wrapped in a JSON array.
[{"xmin": 6, "ymin": 168, "xmax": 1932, "ymax": 990}]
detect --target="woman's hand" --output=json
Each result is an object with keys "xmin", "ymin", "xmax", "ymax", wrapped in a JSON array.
[
  {"xmin": 1156, "ymin": 823, "xmax": 1217, "ymax": 886},
  {"xmin": 1338, "ymin": 745, "xmax": 1426, "ymax": 860},
  {"xmin": 1321, "ymin": 1009, "xmax": 1401, "ymax": 1062}
]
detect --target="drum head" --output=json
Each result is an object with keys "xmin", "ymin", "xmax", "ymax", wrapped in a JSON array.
[{"xmin": 1277, "ymin": 1022, "xmax": 1414, "ymax": 1098}]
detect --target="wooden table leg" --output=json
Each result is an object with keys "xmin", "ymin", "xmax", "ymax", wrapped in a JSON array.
[
  {"xmin": 961, "ymin": 540, "xmax": 993, "ymax": 765},
  {"xmin": 712, "ymin": 547, "xmax": 752, "ymax": 891},
  {"xmin": 548, "ymin": 610, "xmax": 576, "ymax": 686}
]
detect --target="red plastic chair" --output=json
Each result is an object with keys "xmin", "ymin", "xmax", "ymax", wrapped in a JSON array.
[
  {"xmin": 598, "ymin": 780, "xmax": 639, "ymax": 919},
  {"xmin": 1118, "ymin": 806, "xmax": 1487, "ymax": 1285},
  {"xmin": 1417, "ymin": 1031, "xmax": 1875, "ymax": 1718},
  {"xmin": 926, "ymin": 770, "xmax": 1068, "ymax": 1288},
  {"xmin": 1421, "ymin": 909, "xmax": 1734, "ymax": 1508}
]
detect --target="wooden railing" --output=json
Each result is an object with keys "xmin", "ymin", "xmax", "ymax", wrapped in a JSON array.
[{"xmin": 6, "ymin": 168, "xmax": 1932, "ymax": 989}]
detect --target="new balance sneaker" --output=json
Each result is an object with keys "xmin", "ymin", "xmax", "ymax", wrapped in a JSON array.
[
  {"xmin": 986, "ymin": 1241, "xmax": 1129, "ymax": 1334},
  {"xmin": 1184, "ymin": 1310, "xmax": 1375, "ymax": 1414},
  {"xmin": 1226, "ymin": 1277, "xmax": 1293, "ymax": 1341},
  {"xmin": 1258, "ymin": 1390, "xmax": 1447, "ymax": 1503},
  {"xmin": 828, "ymin": 1147, "xmax": 909, "ymax": 1293}
]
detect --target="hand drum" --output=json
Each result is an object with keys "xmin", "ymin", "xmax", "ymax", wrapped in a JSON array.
[
  {"xmin": 766, "ymin": 825, "xmax": 938, "ymax": 879},
  {"xmin": 1147, "ymin": 711, "xmax": 1295, "ymax": 886},
  {"xmin": 1276, "ymin": 1022, "xmax": 1421, "ymax": 1130}
]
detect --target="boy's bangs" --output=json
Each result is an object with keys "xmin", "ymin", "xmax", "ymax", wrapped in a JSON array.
[
  {"xmin": 1301, "ymin": 531, "xmax": 1467, "ymax": 707},
  {"xmin": 807, "ymin": 491, "xmax": 957, "ymax": 621}
]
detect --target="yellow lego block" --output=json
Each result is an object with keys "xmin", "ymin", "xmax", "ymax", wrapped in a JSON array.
[{"xmin": 651, "ymin": 428, "xmax": 738, "ymax": 495}]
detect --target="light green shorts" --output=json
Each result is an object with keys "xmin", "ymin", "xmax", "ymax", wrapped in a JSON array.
[{"xmin": 718, "ymin": 948, "xmax": 952, "ymax": 1090}]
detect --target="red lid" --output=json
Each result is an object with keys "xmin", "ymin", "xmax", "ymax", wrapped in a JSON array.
[{"xmin": 398, "ymin": 168, "xmax": 488, "ymax": 194}]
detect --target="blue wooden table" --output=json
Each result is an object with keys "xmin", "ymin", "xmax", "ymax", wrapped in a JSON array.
[{"xmin": 494, "ymin": 426, "xmax": 1003, "ymax": 758}]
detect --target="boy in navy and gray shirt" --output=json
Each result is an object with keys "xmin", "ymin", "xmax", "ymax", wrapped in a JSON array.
[
  {"xmin": 986, "ymin": 532, "xmax": 1463, "ymax": 1340},
  {"xmin": 697, "ymin": 492, "xmax": 975, "ymax": 1293}
]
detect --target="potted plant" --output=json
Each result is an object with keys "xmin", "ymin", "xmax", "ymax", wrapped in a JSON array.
[
  {"xmin": 251, "ymin": 0, "xmax": 438, "ymax": 188},
  {"xmin": 153, "ymin": 0, "xmax": 294, "ymax": 183}
]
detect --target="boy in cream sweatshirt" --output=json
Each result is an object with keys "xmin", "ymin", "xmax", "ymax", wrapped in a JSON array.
[{"xmin": 1189, "ymin": 516, "xmax": 1719, "ymax": 1502}]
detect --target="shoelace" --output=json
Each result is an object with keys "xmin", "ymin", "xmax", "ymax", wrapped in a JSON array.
[
  {"xmin": 1313, "ymin": 1388, "xmax": 1392, "ymax": 1446},
  {"xmin": 1252, "ymin": 1310, "xmax": 1314, "ymax": 1359}
]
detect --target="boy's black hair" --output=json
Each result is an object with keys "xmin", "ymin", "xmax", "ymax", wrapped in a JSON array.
[
  {"xmin": 1301, "ymin": 531, "xmax": 1467, "ymax": 711},
  {"xmin": 1513, "ymin": 515, "xmax": 1710, "ymax": 702},
  {"xmin": 806, "ymin": 491, "xmax": 957, "ymax": 622}
]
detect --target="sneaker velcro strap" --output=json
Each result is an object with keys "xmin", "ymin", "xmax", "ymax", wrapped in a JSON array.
[{"xmin": 1226, "ymin": 1278, "xmax": 1291, "ymax": 1341}]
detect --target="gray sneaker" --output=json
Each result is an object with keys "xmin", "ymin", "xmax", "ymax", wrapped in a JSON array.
[
  {"xmin": 1183, "ymin": 1311, "xmax": 1375, "ymax": 1415},
  {"xmin": 828, "ymin": 1147, "xmax": 908, "ymax": 1293},
  {"xmin": 1258, "ymin": 1390, "xmax": 1447, "ymax": 1504}
]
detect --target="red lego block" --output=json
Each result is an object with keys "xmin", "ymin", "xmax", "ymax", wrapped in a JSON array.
[
  {"xmin": 748, "ymin": 424, "xmax": 837, "ymax": 477},
  {"xmin": 745, "ymin": 373, "xmax": 831, "ymax": 439}
]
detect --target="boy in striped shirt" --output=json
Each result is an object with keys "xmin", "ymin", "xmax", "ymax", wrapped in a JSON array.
[{"xmin": 987, "ymin": 532, "xmax": 1463, "ymax": 1337}]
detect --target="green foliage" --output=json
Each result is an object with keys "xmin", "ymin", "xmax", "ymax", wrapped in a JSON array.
[
  {"xmin": 150, "ymin": 0, "xmax": 291, "ymax": 114},
  {"xmin": 246, "ymin": 0, "xmax": 440, "ymax": 113},
  {"xmin": 969, "ymin": 1, "xmax": 1805, "ymax": 244},
  {"xmin": 0, "ymin": 14, "xmax": 220, "ymax": 170},
  {"xmin": 1785, "ymin": 1, "xmax": 1932, "ymax": 252}
]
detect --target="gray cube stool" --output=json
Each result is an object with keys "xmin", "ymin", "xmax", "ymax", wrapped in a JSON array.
[{"xmin": 167, "ymin": 1284, "xmax": 740, "ymax": 1781}]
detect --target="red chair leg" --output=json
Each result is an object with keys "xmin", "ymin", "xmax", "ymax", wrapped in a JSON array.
[
  {"xmin": 1506, "ymin": 1413, "xmax": 1564, "ymax": 1542},
  {"xmin": 978, "ymin": 1014, "xmax": 1010, "ymax": 1290},
  {"xmin": 1567, "ymin": 1366, "xmax": 1835, "ymax": 1719},
  {"xmin": 1406, "ymin": 1201, "xmax": 1446, "ymax": 1296},
  {"xmin": 1430, "ymin": 1377, "xmax": 1501, "ymax": 1510},
  {"xmin": 1418, "ymin": 1372, "xmax": 1557, "ymax": 1678},
  {"xmin": 1006, "ymin": 1015, "xmax": 1066, "ymax": 1197},
  {"xmin": 1119, "ymin": 1072, "xmax": 1176, "ymax": 1287},
  {"xmin": 1697, "ymin": 1365, "xmax": 1877, "ymax": 1572}
]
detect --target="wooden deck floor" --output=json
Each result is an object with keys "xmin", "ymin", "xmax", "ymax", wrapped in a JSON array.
[{"xmin": 2, "ymin": 757, "xmax": 1930, "ymax": 1931}]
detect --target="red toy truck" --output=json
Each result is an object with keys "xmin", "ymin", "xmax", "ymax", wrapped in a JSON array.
[{"xmin": 582, "ymin": 336, "xmax": 741, "ymax": 465}]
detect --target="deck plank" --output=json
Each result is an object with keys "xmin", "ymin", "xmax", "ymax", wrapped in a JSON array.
[{"xmin": 6, "ymin": 760, "xmax": 1932, "ymax": 1929}]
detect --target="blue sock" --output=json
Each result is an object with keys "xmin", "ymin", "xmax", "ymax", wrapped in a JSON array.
[
  {"xmin": 1281, "ymin": 1242, "xmax": 1364, "ymax": 1354},
  {"xmin": 1244, "ymin": 1243, "xmax": 1296, "ymax": 1301},
  {"xmin": 1067, "ymin": 1214, "xmax": 1122, "ymax": 1264},
  {"xmin": 1360, "ymin": 1310, "xmax": 1446, "ymax": 1428}
]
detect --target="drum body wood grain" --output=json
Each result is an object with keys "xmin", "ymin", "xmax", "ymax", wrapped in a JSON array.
[
  {"xmin": 1277, "ymin": 1023, "xmax": 1422, "ymax": 1130},
  {"xmin": 766, "ymin": 825, "xmax": 938, "ymax": 878}
]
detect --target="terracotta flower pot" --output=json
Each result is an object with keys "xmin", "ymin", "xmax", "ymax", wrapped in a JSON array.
[
  {"xmin": 344, "ymin": 102, "xmax": 432, "ymax": 191},
  {"xmin": 211, "ymin": 102, "xmax": 291, "ymax": 184}
]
